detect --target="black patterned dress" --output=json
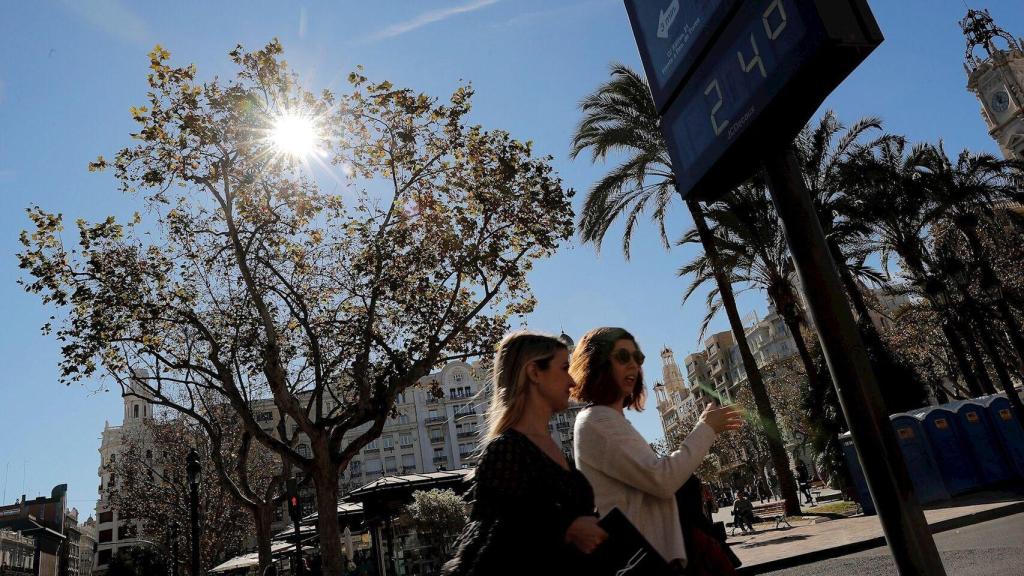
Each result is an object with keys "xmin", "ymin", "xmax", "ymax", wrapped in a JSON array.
[{"xmin": 441, "ymin": 429, "xmax": 598, "ymax": 576}]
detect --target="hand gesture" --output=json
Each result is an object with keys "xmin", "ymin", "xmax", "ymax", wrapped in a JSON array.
[
  {"xmin": 700, "ymin": 403, "xmax": 743, "ymax": 434},
  {"xmin": 564, "ymin": 516, "xmax": 608, "ymax": 554}
]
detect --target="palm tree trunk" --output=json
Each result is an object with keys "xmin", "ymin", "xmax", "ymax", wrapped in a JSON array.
[
  {"xmin": 777, "ymin": 302, "xmax": 821, "ymax": 398},
  {"xmin": 961, "ymin": 322, "xmax": 998, "ymax": 395},
  {"xmin": 995, "ymin": 297, "xmax": 1024, "ymax": 377},
  {"xmin": 975, "ymin": 323, "xmax": 1024, "ymax": 434},
  {"xmin": 687, "ymin": 198, "xmax": 801, "ymax": 515},
  {"xmin": 941, "ymin": 321, "xmax": 983, "ymax": 396}
]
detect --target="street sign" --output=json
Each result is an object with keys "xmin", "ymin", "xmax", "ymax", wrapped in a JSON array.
[
  {"xmin": 624, "ymin": 0, "xmax": 743, "ymax": 113},
  {"xmin": 625, "ymin": 0, "xmax": 882, "ymax": 201}
]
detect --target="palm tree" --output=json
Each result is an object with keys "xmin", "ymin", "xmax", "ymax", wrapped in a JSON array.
[
  {"xmin": 570, "ymin": 63, "xmax": 801, "ymax": 514},
  {"xmin": 845, "ymin": 138, "xmax": 997, "ymax": 398},
  {"xmin": 678, "ymin": 183, "xmax": 824, "ymax": 404},
  {"xmin": 921, "ymin": 143, "xmax": 1024, "ymax": 370}
]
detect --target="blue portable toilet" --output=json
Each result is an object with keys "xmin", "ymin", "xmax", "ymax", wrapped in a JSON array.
[
  {"xmin": 889, "ymin": 414, "xmax": 950, "ymax": 504},
  {"xmin": 839, "ymin": 432, "xmax": 875, "ymax": 515},
  {"xmin": 953, "ymin": 400, "xmax": 1016, "ymax": 485},
  {"xmin": 980, "ymin": 395, "xmax": 1024, "ymax": 478},
  {"xmin": 913, "ymin": 406, "xmax": 980, "ymax": 495}
]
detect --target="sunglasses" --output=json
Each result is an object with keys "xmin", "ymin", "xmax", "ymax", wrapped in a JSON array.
[{"xmin": 611, "ymin": 348, "xmax": 645, "ymax": 366}]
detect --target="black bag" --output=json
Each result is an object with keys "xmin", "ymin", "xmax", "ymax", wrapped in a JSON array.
[{"xmin": 588, "ymin": 508, "xmax": 676, "ymax": 576}]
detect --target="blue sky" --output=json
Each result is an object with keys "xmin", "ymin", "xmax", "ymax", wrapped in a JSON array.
[{"xmin": 1, "ymin": 0, "xmax": 1020, "ymax": 516}]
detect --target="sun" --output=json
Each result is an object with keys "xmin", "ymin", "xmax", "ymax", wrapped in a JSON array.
[{"xmin": 270, "ymin": 111, "xmax": 320, "ymax": 159}]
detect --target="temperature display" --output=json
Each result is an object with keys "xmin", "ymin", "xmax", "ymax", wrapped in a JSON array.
[{"xmin": 661, "ymin": 0, "xmax": 825, "ymax": 197}]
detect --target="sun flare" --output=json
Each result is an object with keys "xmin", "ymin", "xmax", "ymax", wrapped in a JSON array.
[{"xmin": 270, "ymin": 111, "xmax": 319, "ymax": 159}]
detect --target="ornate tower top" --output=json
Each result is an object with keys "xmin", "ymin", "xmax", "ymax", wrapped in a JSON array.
[{"xmin": 961, "ymin": 8, "xmax": 1021, "ymax": 65}]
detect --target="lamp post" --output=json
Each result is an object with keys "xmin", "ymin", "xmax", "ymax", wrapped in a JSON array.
[{"xmin": 186, "ymin": 449, "xmax": 201, "ymax": 576}]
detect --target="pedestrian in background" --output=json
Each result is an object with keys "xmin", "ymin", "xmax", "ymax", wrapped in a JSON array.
[
  {"xmin": 570, "ymin": 327, "xmax": 742, "ymax": 574},
  {"xmin": 442, "ymin": 332, "xmax": 608, "ymax": 576}
]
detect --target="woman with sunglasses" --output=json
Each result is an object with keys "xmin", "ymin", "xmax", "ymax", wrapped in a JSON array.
[
  {"xmin": 570, "ymin": 327, "xmax": 742, "ymax": 574},
  {"xmin": 443, "ymin": 331, "xmax": 608, "ymax": 576}
]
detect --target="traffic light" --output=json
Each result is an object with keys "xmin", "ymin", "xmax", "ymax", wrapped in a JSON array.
[{"xmin": 288, "ymin": 494, "xmax": 301, "ymax": 522}]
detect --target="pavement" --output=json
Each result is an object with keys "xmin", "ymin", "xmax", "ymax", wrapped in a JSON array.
[
  {"xmin": 707, "ymin": 489, "xmax": 1024, "ymax": 574},
  {"xmin": 759, "ymin": 512, "xmax": 1024, "ymax": 575}
]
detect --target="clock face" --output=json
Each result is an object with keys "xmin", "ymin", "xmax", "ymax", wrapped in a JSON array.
[{"xmin": 991, "ymin": 90, "xmax": 1010, "ymax": 113}]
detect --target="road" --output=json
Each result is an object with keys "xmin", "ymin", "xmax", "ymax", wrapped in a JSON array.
[{"xmin": 760, "ymin": 512, "xmax": 1024, "ymax": 575}]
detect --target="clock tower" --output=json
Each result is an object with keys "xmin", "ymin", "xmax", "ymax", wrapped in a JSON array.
[{"xmin": 962, "ymin": 9, "xmax": 1024, "ymax": 159}]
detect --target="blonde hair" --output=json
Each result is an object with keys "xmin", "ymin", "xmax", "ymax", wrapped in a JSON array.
[{"xmin": 484, "ymin": 331, "xmax": 567, "ymax": 442}]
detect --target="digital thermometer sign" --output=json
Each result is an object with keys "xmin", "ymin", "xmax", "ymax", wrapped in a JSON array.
[{"xmin": 624, "ymin": 0, "xmax": 883, "ymax": 201}]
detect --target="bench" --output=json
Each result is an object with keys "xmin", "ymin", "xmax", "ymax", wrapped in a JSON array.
[{"xmin": 752, "ymin": 501, "xmax": 792, "ymax": 530}]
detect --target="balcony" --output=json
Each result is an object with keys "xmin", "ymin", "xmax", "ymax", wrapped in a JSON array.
[
  {"xmin": 433, "ymin": 456, "xmax": 449, "ymax": 467},
  {"xmin": 402, "ymin": 466, "xmax": 417, "ymax": 474},
  {"xmin": 430, "ymin": 435, "xmax": 445, "ymax": 445},
  {"xmin": 454, "ymin": 407, "xmax": 477, "ymax": 420},
  {"xmin": 456, "ymin": 430, "xmax": 477, "ymax": 439},
  {"xmin": 555, "ymin": 421, "xmax": 571, "ymax": 432},
  {"xmin": 425, "ymin": 415, "xmax": 447, "ymax": 425}
]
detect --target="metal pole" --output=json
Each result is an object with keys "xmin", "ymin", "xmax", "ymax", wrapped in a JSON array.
[
  {"xmin": 763, "ymin": 146, "xmax": 946, "ymax": 575},
  {"xmin": 171, "ymin": 522, "xmax": 179, "ymax": 576},
  {"xmin": 295, "ymin": 505, "xmax": 303, "ymax": 576},
  {"xmin": 186, "ymin": 449, "xmax": 201, "ymax": 576}
]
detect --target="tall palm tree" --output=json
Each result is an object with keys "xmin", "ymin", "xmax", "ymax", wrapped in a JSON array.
[
  {"xmin": 678, "ymin": 183, "xmax": 824, "ymax": 403},
  {"xmin": 921, "ymin": 143, "xmax": 1024, "ymax": 369},
  {"xmin": 570, "ymin": 63, "xmax": 801, "ymax": 514},
  {"xmin": 845, "ymin": 138, "xmax": 997, "ymax": 397}
]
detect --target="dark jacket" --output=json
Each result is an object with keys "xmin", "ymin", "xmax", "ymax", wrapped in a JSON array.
[{"xmin": 442, "ymin": 430, "xmax": 597, "ymax": 576}]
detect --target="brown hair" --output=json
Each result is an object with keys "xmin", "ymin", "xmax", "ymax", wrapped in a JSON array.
[
  {"xmin": 484, "ymin": 331, "xmax": 568, "ymax": 442},
  {"xmin": 569, "ymin": 327, "xmax": 646, "ymax": 411}
]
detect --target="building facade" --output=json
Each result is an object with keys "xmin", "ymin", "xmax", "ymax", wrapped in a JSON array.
[
  {"xmin": 657, "ymin": 307, "xmax": 800, "ymax": 441},
  {"xmin": 93, "ymin": 373, "xmax": 154, "ymax": 573}
]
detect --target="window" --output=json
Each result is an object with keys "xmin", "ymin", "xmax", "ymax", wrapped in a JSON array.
[
  {"xmin": 133, "ymin": 405, "xmax": 139, "ymax": 418},
  {"xmin": 382, "ymin": 436, "xmax": 394, "ymax": 450},
  {"xmin": 256, "ymin": 411, "xmax": 274, "ymax": 422},
  {"xmin": 97, "ymin": 549, "xmax": 112, "ymax": 565},
  {"xmin": 297, "ymin": 444, "xmax": 310, "ymax": 458},
  {"xmin": 109, "ymin": 453, "xmax": 116, "ymax": 463},
  {"xmin": 399, "ymin": 433, "xmax": 413, "ymax": 447},
  {"xmin": 145, "ymin": 449, "xmax": 152, "ymax": 460},
  {"xmin": 385, "ymin": 456, "xmax": 397, "ymax": 474},
  {"xmin": 349, "ymin": 460, "xmax": 362, "ymax": 475},
  {"xmin": 117, "ymin": 525, "xmax": 136, "ymax": 540},
  {"xmin": 401, "ymin": 453, "xmax": 416, "ymax": 469},
  {"xmin": 99, "ymin": 511, "xmax": 113, "ymax": 524},
  {"xmin": 365, "ymin": 459, "xmax": 382, "ymax": 474},
  {"xmin": 98, "ymin": 529, "xmax": 112, "ymax": 544}
]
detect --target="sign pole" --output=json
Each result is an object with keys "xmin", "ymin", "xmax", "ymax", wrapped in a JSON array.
[{"xmin": 763, "ymin": 146, "xmax": 946, "ymax": 575}]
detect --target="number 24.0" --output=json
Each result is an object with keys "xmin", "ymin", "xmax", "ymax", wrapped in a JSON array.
[{"xmin": 705, "ymin": 0, "xmax": 789, "ymax": 136}]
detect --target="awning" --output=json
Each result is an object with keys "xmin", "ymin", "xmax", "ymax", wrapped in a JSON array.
[{"xmin": 208, "ymin": 541, "xmax": 295, "ymax": 573}]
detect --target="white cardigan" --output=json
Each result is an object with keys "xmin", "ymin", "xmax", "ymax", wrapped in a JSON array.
[{"xmin": 574, "ymin": 405, "xmax": 717, "ymax": 566}]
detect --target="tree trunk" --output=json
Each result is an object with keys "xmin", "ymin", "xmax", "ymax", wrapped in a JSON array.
[
  {"xmin": 687, "ymin": 199, "xmax": 801, "ymax": 516},
  {"xmin": 253, "ymin": 504, "xmax": 275, "ymax": 575},
  {"xmin": 776, "ymin": 299, "xmax": 821, "ymax": 399},
  {"xmin": 995, "ymin": 297, "xmax": 1024, "ymax": 377},
  {"xmin": 961, "ymin": 322, "xmax": 998, "ymax": 395},
  {"xmin": 976, "ymin": 324, "xmax": 1024, "ymax": 435},
  {"xmin": 314, "ymin": 464, "xmax": 343, "ymax": 575},
  {"xmin": 941, "ymin": 321, "xmax": 983, "ymax": 397}
]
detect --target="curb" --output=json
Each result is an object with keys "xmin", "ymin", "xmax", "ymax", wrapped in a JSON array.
[{"xmin": 736, "ymin": 500, "xmax": 1024, "ymax": 575}]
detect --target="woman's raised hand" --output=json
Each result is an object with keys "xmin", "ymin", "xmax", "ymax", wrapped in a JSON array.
[
  {"xmin": 700, "ymin": 403, "xmax": 743, "ymax": 434},
  {"xmin": 564, "ymin": 516, "xmax": 608, "ymax": 554}
]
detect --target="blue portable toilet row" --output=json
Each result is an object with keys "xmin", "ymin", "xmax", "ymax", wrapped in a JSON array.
[{"xmin": 839, "ymin": 393, "xmax": 1023, "ymax": 514}]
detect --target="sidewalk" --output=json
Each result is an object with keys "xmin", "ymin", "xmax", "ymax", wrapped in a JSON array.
[{"xmin": 711, "ymin": 490, "xmax": 1024, "ymax": 574}]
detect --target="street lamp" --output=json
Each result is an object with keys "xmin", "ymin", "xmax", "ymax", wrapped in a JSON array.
[{"xmin": 186, "ymin": 449, "xmax": 201, "ymax": 576}]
